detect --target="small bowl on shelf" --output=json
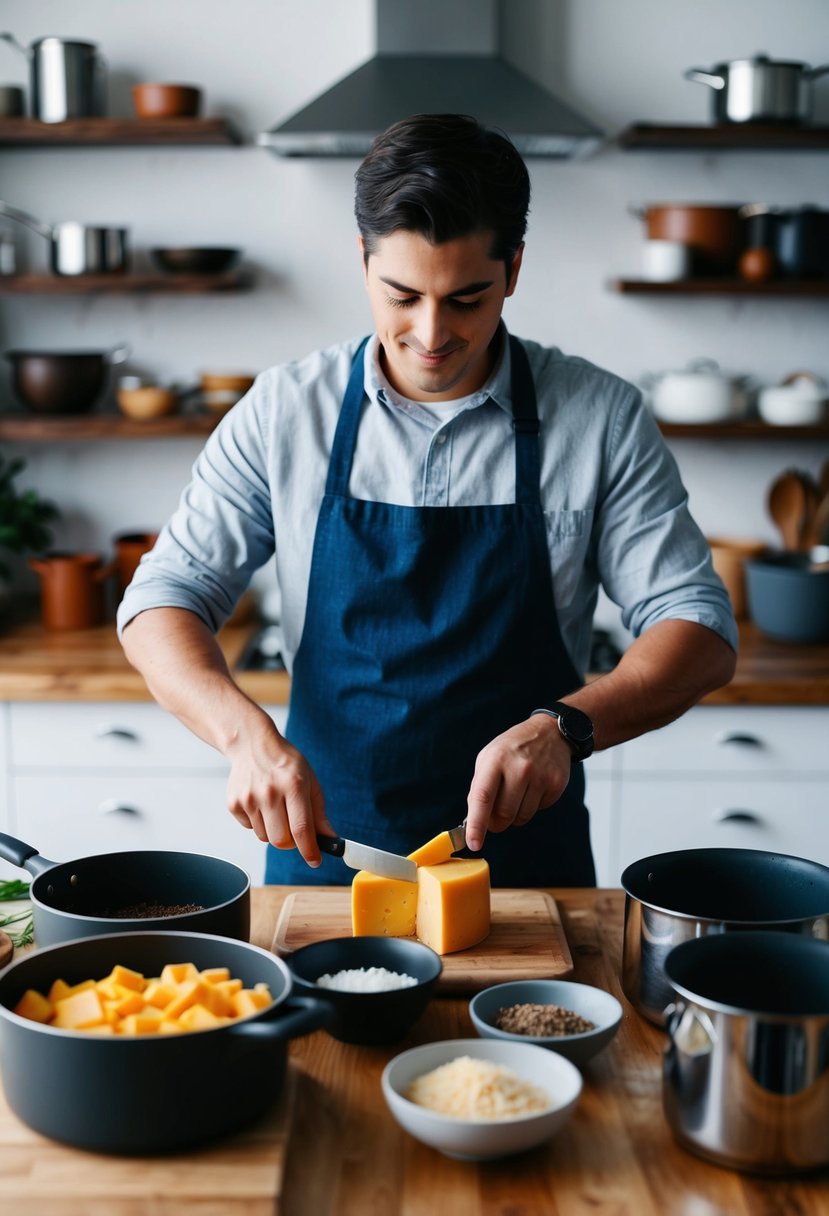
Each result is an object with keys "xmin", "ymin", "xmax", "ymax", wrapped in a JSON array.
[
  {"xmin": 284, "ymin": 935, "xmax": 442, "ymax": 1045},
  {"xmin": 150, "ymin": 247, "xmax": 241, "ymax": 276},
  {"xmin": 198, "ymin": 371, "xmax": 256, "ymax": 415},
  {"xmin": 382, "ymin": 1037, "xmax": 582, "ymax": 1161},
  {"xmin": 132, "ymin": 83, "xmax": 202, "ymax": 119},
  {"xmin": 469, "ymin": 979, "xmax": 623, "ymax": 1066},
  {"xmin": 116, "ymin": 383, "xmax": 179, "ymax": 421}
]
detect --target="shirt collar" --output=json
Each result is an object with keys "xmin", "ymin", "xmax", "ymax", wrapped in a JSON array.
[{"xmin": 362, "ymin": 324, "xmax": 514, "ymax": 418}]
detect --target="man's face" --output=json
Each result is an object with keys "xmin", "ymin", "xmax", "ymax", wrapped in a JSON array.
[{"xmin": 360, "ymin": 228, "xmax": 523, "ymax": 402}]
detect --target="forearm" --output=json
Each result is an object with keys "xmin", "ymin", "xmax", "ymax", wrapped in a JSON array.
[
  {"xmin": 562, "ymin": 619, "xmax": 737, "ymax": 750},
  {"xmin": 120, "ymin": 607, "xmax": 270, "ymax": 753}
]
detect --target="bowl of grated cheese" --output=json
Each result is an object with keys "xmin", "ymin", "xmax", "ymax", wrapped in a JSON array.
[
  {"xmin": 284, "ymin": 935, "xmax": 442, "ymax": 1045},
  {"xmin": 382, "ymin": 1038, "xmax": 582, "ymax": 1160}
]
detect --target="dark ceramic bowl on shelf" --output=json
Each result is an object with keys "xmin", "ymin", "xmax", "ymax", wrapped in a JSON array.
[
  {"xmin": 150, "ymin": 247, "xmax": 241, "ymax": 275},
  {"xmin": 745, "ymin": 551, "xmax": 829, "ymax": 643},
  {"xmin": 4, "ymin": 348, "xmax": 127, "ymax": 414}
]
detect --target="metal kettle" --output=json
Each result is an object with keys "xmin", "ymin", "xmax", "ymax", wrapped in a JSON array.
[
  {"xmin": 0, "ymin": 32, "xmax": 106, "ymax": 123},
  {"xmin": 684, "ymin": 54, "xmax": 829, "ymax": 125}
]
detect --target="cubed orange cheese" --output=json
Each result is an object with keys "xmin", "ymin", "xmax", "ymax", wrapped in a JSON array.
[
  {"xmin": 200, "ymin": 967, "xmax": 231, "ymax": 984},
  {"xmin": 47, "ymin": 979, "xmax": 73, "ymax": 1005},
  {"xmin": 143, "ymin": 980, "xmax": 177, "ymax": 1010},
  {"xmin": 118, "ymin": 1011, "xmax": 162, "ymax": 1035},
  {"xmin": 177, "ymin": 1005, "xmax": 228, "ymax": 1032},
  {"xmin": 232, "ymin": 988, "xmax": 272, "ymax": 1019},
  {"xmin": 160, "ymin": 962, "xmax": 200, "ymax": 987},
  {"xmin": 415, "ymin": 858, "xmax": 490, "ymax": 955},
  {"xmin": 161, "ymin": 979, "xmax": 209, "ymax": 1021},
  {"xmin": 111, "ymin": 990, "xmax": 146, "ymax": 1018},
  {"xmin": 13, "ymin": 989, "xmax": 54, "ymax": 1024},
  {"xmin": 52, "ymin": 986, "xmax": 106, "ymax": 1030},
  {"xmin": 351, "ymin": 871, "xmax": 418, "ymax": 938},
  {"xmin": 109, "ymin": 964, "xmax": 146, "ymax": 992}
]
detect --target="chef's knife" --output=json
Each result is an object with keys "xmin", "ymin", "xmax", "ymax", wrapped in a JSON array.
[
  {"xmin": 316, "ymin": 834, "xmax": 417, "ymax": 883},
  {"xmin": 446, "ymin": 823, "xmax": 468, "ymax": 853}
]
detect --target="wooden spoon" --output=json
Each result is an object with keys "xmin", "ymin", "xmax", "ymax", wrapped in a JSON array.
[
  {"xmin": 798, "ymin": 472, "xmax": 821, "ymax": 550},
  {"xmin": 767, "ymin": 470, "xmax": 808, "ymax": 550}
]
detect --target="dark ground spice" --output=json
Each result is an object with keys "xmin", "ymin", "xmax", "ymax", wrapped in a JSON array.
[
  {"xmin": 494, "ymin": 1001, "xmax": 597, "ymax": 1037},
  {"xmin": 103, "ymin": 902, "xmax": 205, "ymax": 919}
]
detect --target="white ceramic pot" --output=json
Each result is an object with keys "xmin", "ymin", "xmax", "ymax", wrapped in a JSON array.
[
  {"xmin": 757, "ymin": 373, "xmax": 828, "ymax": 426},
  {"xmin": 643, "ymin": 359, "xmax": 750, "ymax": 424}
]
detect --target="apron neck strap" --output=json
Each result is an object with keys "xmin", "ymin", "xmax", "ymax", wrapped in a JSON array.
[{"xmin": 326, "ymin": 333, "xmax": 542, "ymax": 505}]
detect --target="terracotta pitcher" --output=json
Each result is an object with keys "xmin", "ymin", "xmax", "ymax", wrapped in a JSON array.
[
  {"xmin": 29, "ymin": 551, "xmax": 115, "ymax": 630},
  {"xmin": 114, "ymin": 531, "xmax": 159, "ymax": 597}
]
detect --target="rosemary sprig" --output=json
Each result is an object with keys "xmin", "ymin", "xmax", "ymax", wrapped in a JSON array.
[{"xmin": 0, "ymin": 877, "xmax": 33, "ymax": 946}]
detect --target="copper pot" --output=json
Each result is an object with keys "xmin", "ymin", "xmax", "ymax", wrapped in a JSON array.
[
  {"xmin": 632, "ymin": 204, "xmax": 743, "ymax": 276},
  {"xmin": 114, "ymin": 532, "xmax": 159, "ymax": 597},
  {"xmin": 29, "ymin": 551, "xmax": 115, "ymax": 630}
]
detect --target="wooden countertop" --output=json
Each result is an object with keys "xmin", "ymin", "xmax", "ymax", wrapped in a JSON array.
[
  {"xmin": 0, "ymin": 616, "xmax": 826, "ymax": 705},
  {"xmin": 10, "ymin": 886, "xmax": 827, "ymax": 1214}
]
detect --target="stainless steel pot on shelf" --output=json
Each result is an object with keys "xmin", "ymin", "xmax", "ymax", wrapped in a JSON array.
[
  {"xmin": 0, "ymin": 32, "xmax": 105, "ymax": 123},
  {"xmin": 0, "ymin": 201, "xmax": 128, "ymax": 276},
  {"xmin": 684, "ymin": 54, "xmax": 829, "ymax": 125}
]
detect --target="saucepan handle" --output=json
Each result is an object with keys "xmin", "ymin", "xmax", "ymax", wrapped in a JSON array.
[
  {"xmin": 227, "ymin": 994, "xmax": 335, "ymax": 1040},
  {"xmin": 0, "ymin": 832, "xmax": 59, "ymax": 878}
]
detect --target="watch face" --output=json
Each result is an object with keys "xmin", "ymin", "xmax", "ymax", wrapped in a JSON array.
[{"xmin": 560, "ymin": 707, "xmax": 593, "ymax": 743}]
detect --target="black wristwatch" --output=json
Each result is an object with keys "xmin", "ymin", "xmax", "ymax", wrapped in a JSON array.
[{"xmin": 532, "ymin": 703, "xmax": 594, "ymax": 762}]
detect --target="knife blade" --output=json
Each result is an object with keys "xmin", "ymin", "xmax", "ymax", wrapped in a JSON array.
[
  {"xmin": 446, "ymin": 823, "xmax": 467, "ymax": 853},
  {"xmin": 316, "ymin": 834, "xmax": 418, "ymax": 883}
]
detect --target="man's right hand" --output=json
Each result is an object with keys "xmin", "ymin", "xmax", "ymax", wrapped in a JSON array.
[{"xmin": 224, "ymin": 714, "xmax": 331, "ymax": 866}]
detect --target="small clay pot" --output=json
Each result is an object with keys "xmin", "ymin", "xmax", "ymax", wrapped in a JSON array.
[
  {"xmin": 132, "ymin": 83, "xmax": 202, "ymax": 119},
  {"xmin": 114, "ymin": 532, "xmax": 159, "ymax": 597},
  {"xmin": 29, "ymin": 552, "xmax": 115, "ymax": 631}
]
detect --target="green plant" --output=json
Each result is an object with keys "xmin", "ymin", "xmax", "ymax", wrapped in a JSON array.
[{"xmin": 0, "ymin": 453, "xmax": 60, "ymax": 582}]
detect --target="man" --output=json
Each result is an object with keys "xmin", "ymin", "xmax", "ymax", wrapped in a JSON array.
[{"xmin": 118, "ymin": 113, "xmax": 737, "ymax": 887}]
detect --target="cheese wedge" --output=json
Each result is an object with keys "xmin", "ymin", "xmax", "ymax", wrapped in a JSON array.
[
  {"xmin": 416, "ymin": 858, "xmax": 491, "ymax": 955},
  {"xmin": 408, "ymin": 830, "xmax": 457, "ymax": 867}
]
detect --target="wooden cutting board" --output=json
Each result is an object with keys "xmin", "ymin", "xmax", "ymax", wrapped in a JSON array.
[
  {"xmin": 272, "ymin": 888, "xmax": 574, "ymax": 995},
  {"xmin": 0, "ymin": 1065, "xmax": 297, "ymax": 1216}
]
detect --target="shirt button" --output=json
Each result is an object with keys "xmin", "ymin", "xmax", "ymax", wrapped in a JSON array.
[{"xmin": 436, "ymin": 433, "xmax": 447, "ymax": 445}]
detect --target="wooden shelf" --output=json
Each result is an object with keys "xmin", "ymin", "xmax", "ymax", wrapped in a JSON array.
[
  {"xmin": 617, "ymin": 122, "xmax": 829, "ymax": 150},
  {"xmin": 658, "ymin": 420, "xmax": 829, "ymax": 440},
  {"xmin": 0, "ymin": 413, "xmax": 220, "ymax": 440},
  {"xmin": 0, "ymin": 117, "xmax": 243, "ymax": 146},
  {"xmin": 0, "ymin": 271, "xmax": 252, "ymax": 295},
  {"xmin": 611, "ymin": 278, "xmax": 829, "ymax": 296}
]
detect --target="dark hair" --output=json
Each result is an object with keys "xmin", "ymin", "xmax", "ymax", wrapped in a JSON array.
[{"xmin": 354, "ymin": 113, "xmax": 530, "ymax": 277}]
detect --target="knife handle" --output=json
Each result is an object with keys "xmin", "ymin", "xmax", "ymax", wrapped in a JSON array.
[{"xmin": 316, "ymin": 834, "xmax": 345, "ymax": 859}]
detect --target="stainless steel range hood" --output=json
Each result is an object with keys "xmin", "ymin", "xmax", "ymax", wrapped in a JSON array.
[{"xmin": 258, "ymin": 0, "xmax": 602, "ymax": 159}]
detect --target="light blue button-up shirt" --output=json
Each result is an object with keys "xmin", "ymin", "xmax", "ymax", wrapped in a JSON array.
[{"xmin": 117, "ymin": 330, "xmax": 737, "ymax": 678}]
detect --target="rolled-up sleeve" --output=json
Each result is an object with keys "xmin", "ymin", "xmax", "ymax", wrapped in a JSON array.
[
  {"xmin": 116, "ymin": 388, "xmax": 274, "ymax": 638},
  {"xmin": 596, "ymin": 388, "xmax": 738, "ymax": 651}
]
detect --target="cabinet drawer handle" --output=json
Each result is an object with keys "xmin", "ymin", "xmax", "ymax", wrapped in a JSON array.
[
  {"xmin": 712, "ymin": 808, "xmax": 763, "ymax": 825},
  {"xmin": 98, "ymin": 800, "xmax": 142, "ymax": 817},
  {"xmin": 96, "ymin": 726, "xmax": 140, "ymax": 743},
  {"xmin": 714, "ymin": 732, "xmax": 765, "ymax": 748}
]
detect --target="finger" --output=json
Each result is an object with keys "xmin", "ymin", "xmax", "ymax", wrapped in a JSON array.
[
  {"xmin": 283, "ymin": 774, "xmax": 321, "ymax": 866},
  {"xmin": 466, "ymin": 766, "xmax": 503, "ymax": 849}
]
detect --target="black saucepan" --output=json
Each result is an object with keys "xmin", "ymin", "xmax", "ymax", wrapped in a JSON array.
[
  {"xmin": 0, "ymin": 931, "xmax": 333, "ymax": 1152},
  {"xmin": 621, "ymin": 847, "xmax": 829, "ymax": 1026},
  {"xmin": 0, "ymin": 832, "xmax": 251, "ymax": 946}
]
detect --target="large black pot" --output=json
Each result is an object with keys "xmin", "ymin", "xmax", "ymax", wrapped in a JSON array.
[
  {"xmin": 0, "ymin": 931, "xmax": 332, "ymax": 1152},
  {"xmin": 621, "ymin": 848, "xmax": 829, "ymax": 1026},
  {"xmin": 4, "ymin": 346, "xmax": 128, "ymax": 413},
  {"xmin": 0, "ymin": 832, "xmax": 251, "ymax": 945}
]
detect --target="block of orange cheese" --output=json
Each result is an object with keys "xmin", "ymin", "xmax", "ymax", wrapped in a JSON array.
[
  {"xmin": 416, "ymin": 858, "xmax": 491, "ymax": 955},
  {"xmin": 351, "ymin": 871, "xmax": 419, "ymax": 937},
  {"xmin": 408, "ymin": 830, "xmax": 457, "ymax": 867}
]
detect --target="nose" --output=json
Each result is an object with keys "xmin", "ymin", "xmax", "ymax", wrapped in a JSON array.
[{"xmin": 412, "ymin": 300, "xmax": 449, "ymax": 353}]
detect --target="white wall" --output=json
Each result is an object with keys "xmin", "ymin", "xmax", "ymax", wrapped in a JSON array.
[{"xmin": 1, "ymin": 0, "xmax": 828, "ymax": 622}]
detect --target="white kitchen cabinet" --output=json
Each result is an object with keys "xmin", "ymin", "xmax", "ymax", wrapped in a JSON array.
[
  {"xmin": 1, "ymin": 702, "xmax": 288, "ymax": 882},
  {"xmin": 613, "ymin": 706, "xmax": 829, "ymax": 882},
  {"xmin": 585, "ymin": 744, "xmax": 619, "ymax": 887}
]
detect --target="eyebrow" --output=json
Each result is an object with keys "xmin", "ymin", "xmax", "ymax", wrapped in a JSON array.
[{"xmin": 379, "ymin": 276, "xmax": 495, "ymax": 297}]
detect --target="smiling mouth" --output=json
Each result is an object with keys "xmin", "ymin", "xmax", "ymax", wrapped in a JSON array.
[{"xmin": 407, "ymin": 344, "xmax": 462, "ymax": 366}]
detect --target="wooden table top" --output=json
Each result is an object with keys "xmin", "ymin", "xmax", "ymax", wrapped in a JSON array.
[
  {"xmin": 251, "ymin": 886, "xmax": 829, "ymax": 1216},
  {"xmin": 0, "ymin": 618, "xmax": 826, "ymax": 704}
]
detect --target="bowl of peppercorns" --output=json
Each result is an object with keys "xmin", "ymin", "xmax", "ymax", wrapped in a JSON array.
[{"xmin": 469, "ymin": 979, "xmax": 623, "ymax": 1067}]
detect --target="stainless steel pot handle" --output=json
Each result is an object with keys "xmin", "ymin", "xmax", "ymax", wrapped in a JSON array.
[
  {"xmin": 0, "ymin": 201, "xmax": 53, "ymax": 241},
  {"xmin": 0, "ymin": 32, "xmax": 30, "ymax": 58},
  {"xmin": 683, "ymin": 67, "xmax": 726, "ymax": 89}
]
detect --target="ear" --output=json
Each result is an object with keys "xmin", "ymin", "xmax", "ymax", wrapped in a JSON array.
[
  {"xmin": 505, "ymin": 242, "xmax": 524, "ymax": 297},
  {"xmin": 357, "ymin": 235, "xmax": 369, "ymax": 283}
]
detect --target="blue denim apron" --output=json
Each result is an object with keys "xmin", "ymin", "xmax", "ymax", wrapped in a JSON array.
[{"xmin": 265, "ymin": 335, "xmax": 595, "ymax": 887}]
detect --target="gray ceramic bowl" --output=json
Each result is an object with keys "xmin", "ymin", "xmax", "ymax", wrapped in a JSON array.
[
  {"xmin": 285, "ymin": 935, "xmax": 442, "ymax": 1045},
  {"xmin": 469, "ymin": 979, "xmax": 623, "ymax": 1066},
  {"xmin": 745, "ymin": 553, "xmax": 829, "ymax": 644},
  {"xmin": 382, "ymin": 1037, "xmax": 582, "ymax": 1161}
]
